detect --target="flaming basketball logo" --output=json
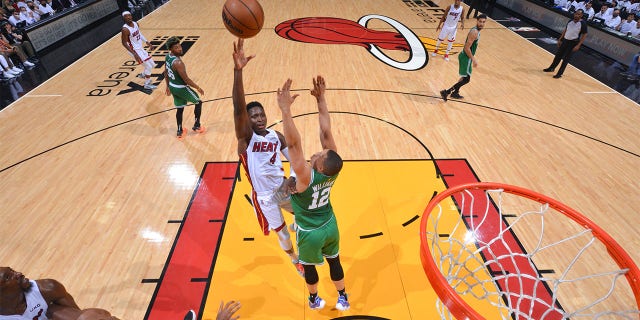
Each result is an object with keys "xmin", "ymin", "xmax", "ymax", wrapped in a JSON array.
[{"xmin": 275, "ymin": 15, "xmax": 461, "ymax": 71}]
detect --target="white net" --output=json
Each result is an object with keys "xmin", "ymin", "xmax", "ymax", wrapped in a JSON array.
[{"xmin": 423, "ymin": 186, "xmax": 640, "ymax": 320}]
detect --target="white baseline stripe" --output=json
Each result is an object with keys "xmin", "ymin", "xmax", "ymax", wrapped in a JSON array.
[
  {"xmin": 24, "ymin": 94, "xmax": 63, "ymax": 97},
  {"xmin": 584, "ymin": 91, "xmax": 617, "ymax": 94}
]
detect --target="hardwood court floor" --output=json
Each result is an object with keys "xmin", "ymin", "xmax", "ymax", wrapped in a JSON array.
[{"xmin": 0, "ymin": 0, "xmax": 639, "ymax": 319}]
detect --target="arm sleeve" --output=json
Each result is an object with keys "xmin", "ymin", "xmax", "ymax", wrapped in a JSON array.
[{"xmin": 280, "ymin": 147, "xmax": 297, "ymax": 178}]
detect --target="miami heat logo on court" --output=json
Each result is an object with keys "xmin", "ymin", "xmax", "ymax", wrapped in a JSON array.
[{"xmin": 276, "ymin": 15, "xmax": 461, "ymax": 71}]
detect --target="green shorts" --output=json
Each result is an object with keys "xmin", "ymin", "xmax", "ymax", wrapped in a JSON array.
[
  {"xmin": 169, "ymin": 85, "xmax": 200, "ymax": 108},
  {"xmin": 297, "ymin": 216, "xmax": 339, "ymax": 265},
  {"xmin": 458, "ymin": 53, "xmax": 472, "ymax": 76}
]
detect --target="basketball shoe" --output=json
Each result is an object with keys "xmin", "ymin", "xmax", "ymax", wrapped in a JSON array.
[
  {"xmin": 336, "ymin": 294, "xmax": 350, "ymax": 311},
  {"xmin": 309, "ymin": 296, "xmax": 325, "ymax": 310},
  {"xmin": 177, "ymin": 128, "xmax": 186, "ymax": 139},
  {"xmin": 192, "ymin": 122, "xmax": 205, "ymax": 133},
  {"xmin": 444, "ymin": 54, "xmax": 449, "ymax": 61},
  {"xmin": 431, "ymin": 50, "xmax": 438, "ymax": 57}
]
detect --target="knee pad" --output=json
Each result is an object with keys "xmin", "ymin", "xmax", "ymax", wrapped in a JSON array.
[
  {"xmin": 276, "ymin": 228, "xmax": 292, "ymax": 251},
  {"xmin": 303, "ymin": 264, "xmax": 319, "ymax": 285},
  {"xmin": 327, "ymin": 256, "xmax": 344, "ymax": 281}
]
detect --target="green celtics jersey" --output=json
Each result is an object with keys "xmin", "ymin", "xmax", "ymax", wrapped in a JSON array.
[
  {"xmin": 291, "ymin": 169, "xmax": 338, "ymax": 230},
  {"xmin": 461, "ymin": 26, "xmax": 480, "ymax": 59},
  {"xmin": 165, "ymin": 54, "xmax": 186, "ymax": 86}
]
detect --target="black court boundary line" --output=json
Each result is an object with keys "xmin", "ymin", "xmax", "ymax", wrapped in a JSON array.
[{"xmin": 2, "ymin": 88, "xmax": 638, "ymax": 175}]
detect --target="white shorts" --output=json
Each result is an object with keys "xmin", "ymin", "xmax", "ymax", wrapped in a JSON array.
[
  {"xmin": 252, "ymin": 190, "xmax": 287, "ymax": 235},
  {"xmin": 438, "ymin": 25, "xmax": 458, "ymax": 42},
  {"xmin": 129, "ymin": 47, "xmax": 151, "ymax": 64}
]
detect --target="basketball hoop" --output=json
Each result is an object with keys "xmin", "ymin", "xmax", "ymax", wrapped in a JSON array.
[{"xmin": 419, "ymin": 182, "xmax": 640, "ymax": 319}]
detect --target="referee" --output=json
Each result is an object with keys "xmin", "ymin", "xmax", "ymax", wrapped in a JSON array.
[{"xmin": 543, "ymin": 9, "xmax": 588, "ymax": 79}]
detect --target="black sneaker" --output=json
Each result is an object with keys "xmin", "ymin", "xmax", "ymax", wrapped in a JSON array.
[
  {"xmin": 440, "ymin": 89, "xmax": 449, "ymax": 102},
  {"xmin": 184, "ymin": 310, "xmax": 195, "ymax": 320},
  {"xmin": 450, "ymin": 92, "xmax": 464, "ymax": 99},
  {"xmin": 177, "ymin": 128, "xmax": 186, "ymax": 139},
  {"xmin": 543, "ymin": 68, "xmax": 554, "ymax": 72},
  {"xmin": 553, "ymin": 74, "xmax": 562, "ymax": 79},
  {"xmin": 192, "ymin": 123, "xmax": 205, "ymax": 133}
]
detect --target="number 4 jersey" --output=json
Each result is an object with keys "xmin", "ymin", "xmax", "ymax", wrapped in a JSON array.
[
  {"xmin": 291, "ymin": 169, "xmax": 338, "ymax": 230},
  {"xmin": 240, "ymin": 129, "xmax": 285, "ymax": 193}
]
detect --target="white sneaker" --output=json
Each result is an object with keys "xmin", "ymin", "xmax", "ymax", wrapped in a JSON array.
[
  {"xmin": 23, "ymin": 61, "xmax": 35, "ymax": 67},
  {"xmin": 431, "ymin": 51, "xmax": 437, "ymax": 57},
  {"xmin": 144, "ymin": 84, "xmax": 157, "ymax": 90},
  {"xmin": 11, "ymin": 67, "xmax": 23, "ymax": 73},
  {"xmin": 3, "ymin": 71, "xmax": 15, "ymax": 78}
]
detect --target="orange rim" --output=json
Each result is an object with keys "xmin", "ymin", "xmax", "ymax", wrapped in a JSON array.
[{"xmin": 419, "ymin": 182, "xmax": 640, "ymax": 320}]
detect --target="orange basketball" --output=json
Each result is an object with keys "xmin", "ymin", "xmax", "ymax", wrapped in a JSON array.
[{"xmin": 222, "ymin": 0, "xmax": 264, "ymax": 38}]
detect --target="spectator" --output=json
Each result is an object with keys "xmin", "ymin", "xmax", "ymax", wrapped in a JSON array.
[
  {"xmin": 605, "ymin": 8, "xmax": 622, "ymax": 28},
  {"xmin": 621, "ymin": 51, "xmax": 640, "ymax": 77},
  {"xmin": 0, "ymin": 53, "xmax": 22, "ymax": 78},
  {"xmin": 7, "ymin": 10, "xmax": 24, "ymax": 27},
  {"xmin": 0, "ymin": 31, "xmax": 35, "ymax": 68},
  {"xmin": 14, "ymin": 0, "xmax": 26, "ymax": 9},
  {"xmin": 37, "ymin": 0, "xmax": 54, "ymax": 15},
  {"xmin": 629, "ymin": 18, "xmax": 640, "ymax": 35},
  {"xmin": 2, "ymin": 0, "xmax": 16, "ymax": 15},
  {"xmin": 568, "ymin": 0, "xmax": 586, "ymax": 12},
  {"xmin": 47, "ymin": 0, "xmax": 64, "ymax": 12},
  {"xmin": 0, "ymin": 267, "xmax": 119, "ymax": 319},
  {"xmin": 26, "ymin": 0, "xmax": 41, "ymax": 17},
  {"xmin": 593, "ymin": 3, "xmax": 611, "ymax": 20},
  {"xmin": 2, "ymin": 21, "xmax": 36, "ymax": 62},
  {"xmin": 627, "ymin": 0, "xmax": 639, "ymax": 14},
  {"xmin": 553, "ymin": 0, "xmax": 570, "ymax": 9},
  {"xmin": 584, "ymin": 1, "xmax": 596, "ymax": 19},
  {"xmin": 18, "ymin": 5, "xmax": 37, "ymax": 25},
  {"xmin": 616, "ymin": 12, "xmax": 635, "ymax": 32}
]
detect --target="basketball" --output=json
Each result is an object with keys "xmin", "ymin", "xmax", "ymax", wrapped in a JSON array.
[{"xmin": 222, "ymin": 0, "xmax": 264, "ymax": 38}]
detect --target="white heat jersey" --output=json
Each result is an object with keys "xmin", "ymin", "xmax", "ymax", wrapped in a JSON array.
[
  {"xmin": 240, "ymin": 129, "xmax": 285, "ymax": 194},
  {"xmin": 123, "ymin": 22, "xmax": 144, "ymax": 50},
  {"xmin": 0, "ymin": 280, "xmax": 48, "ymax": 319},
  {"xmin": 443, "ymin": 4, "xmax": 463, "ymax": 28}
]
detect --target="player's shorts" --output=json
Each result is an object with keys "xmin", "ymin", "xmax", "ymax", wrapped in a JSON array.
[
  {"xmin": 296, "ymin": 215, "xmax": 339, "ymax": 265},
  {"xmin": 438, "ymin": 25, "xmax": 458, "ymax": 42},
  {"xmin": 252, "ymin": 190, "xmax": 287, "ymax": 235},
  {"xmin": 458, "ymin": 52, "xmax": 472, "ymax": 76},
  {"xmin": 130, "ymin": 48, "xmax": 151, "ymax": 64},
  {"xmin": 169, "ymin": 84, "xmax": 201, "ymax": 108}
]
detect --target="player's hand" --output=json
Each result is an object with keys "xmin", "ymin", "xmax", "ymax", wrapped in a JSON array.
[
  {"xmin": 165, "ymin": 86, "xmax": 170, "ymax": 96},
  {"xmin": 216, "ymin": 300, "xmax": 241, "ymax": 320},
  {"xmin": 310, "ymin": 75, "xmax": 326, "ymax": 101},
  {"xmin": 134, "ymin": 53, "xmax": 142, "ymax": 64},
  {"xmin": 233, "ymin": 38, "xmax": 255, "ymax": 70},
  {"xmin": 197, "ymin": 87, "xmax": 204, "ymax": 95},
  {"xmin": 277, "ymin": 79, "xmax": 299, "ymax": 111},
  {"xmin": 472, "ymin": 58, "xmax": 478, "ymax": 68},
  {"xmin": 286, "ymin": 176, "xmax": 298, "ymax": 194}
]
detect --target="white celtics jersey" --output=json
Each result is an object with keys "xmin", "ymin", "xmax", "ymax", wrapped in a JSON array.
[
  {"xmin": 444, "ymin": 4, "xmax": 463, "ymax": 28},
  {"xmin": 123, "ymin": 22, "xmax": 144, "ymax": 50},
  {"xmin": 240, "ymin": 129, "xmax": 285, "ymax": 193}
]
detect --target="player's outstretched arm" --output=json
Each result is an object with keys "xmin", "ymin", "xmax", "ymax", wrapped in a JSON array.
[
  {"xmin": 232, "ymin": 39, "xmax": 254, "ymax": 153},
  {"xmin": 277, "ymin": 79, "xmax": 310, "ymax": 188},
  {"xmin": 310, "ymin": 76, "xmax": 337, "ymax": 152}
]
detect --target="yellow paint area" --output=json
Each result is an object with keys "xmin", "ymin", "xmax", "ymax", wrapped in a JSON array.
[
  {"xmin": 420, "ymin": 36, "xmax": 465, "ymax": 55},
  {"xmin": 202, "ymin": 160, "xmax": 503, "ymax": 319}
]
